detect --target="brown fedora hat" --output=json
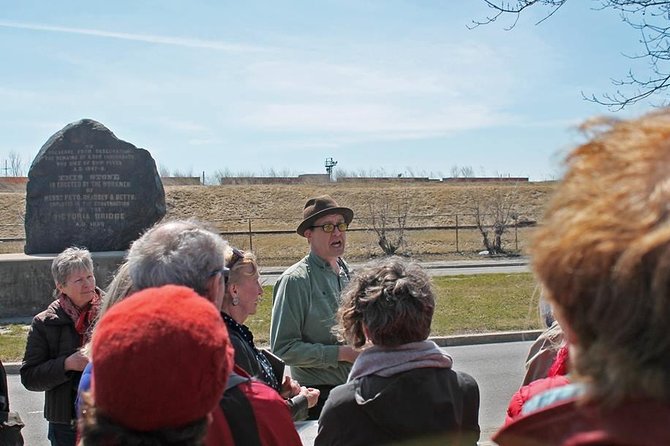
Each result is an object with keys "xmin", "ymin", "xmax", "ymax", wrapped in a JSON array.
[{"xmin": 297, "ymin": 195, "xmax": 354, "ymax": 237}]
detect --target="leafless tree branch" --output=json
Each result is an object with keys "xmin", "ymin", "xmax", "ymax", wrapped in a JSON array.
[{"xmin": 474, "ymin": 1, "xmax": 670, "ymax": 109}]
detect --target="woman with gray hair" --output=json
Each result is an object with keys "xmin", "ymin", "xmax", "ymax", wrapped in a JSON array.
[
  {"xmin": 20, "ymin": 247, "xmax": 101, "ymax": 446},
  {"xmin": 315, "ymin": 256, "xmax": 480, "ymax": 446}
]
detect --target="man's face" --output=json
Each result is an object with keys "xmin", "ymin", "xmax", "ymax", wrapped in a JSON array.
[{"xmin": 306, "ymin": 213, "xmax": 347, "ymax": 261}]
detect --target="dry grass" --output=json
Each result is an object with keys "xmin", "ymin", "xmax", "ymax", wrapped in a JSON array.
[{"xmin": 0, "ymin": 181, "xmax": 555, "ymax": 262}]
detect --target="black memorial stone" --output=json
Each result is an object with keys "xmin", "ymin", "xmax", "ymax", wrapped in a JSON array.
[{"xmin": 24, "ymin": 119, "xmax": 166, "ymax": 254}]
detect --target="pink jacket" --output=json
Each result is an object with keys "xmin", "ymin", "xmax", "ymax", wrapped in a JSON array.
[{"xmin": 495, "ymin": 397, "xmax": 670, "ymax": 446}]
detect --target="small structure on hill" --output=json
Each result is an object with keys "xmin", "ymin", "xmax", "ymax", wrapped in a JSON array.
[{"xmin": 325, "ymin": 157, "xmax": 337, "ymax": 182}]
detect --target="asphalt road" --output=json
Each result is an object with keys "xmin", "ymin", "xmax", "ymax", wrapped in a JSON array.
[
  {"xmin": 260, "ymin": 260, "xmax": 530, "ymax": 286},
  {"xmin": 7, "ymin": 340, "xmax": 532, "ymax": 446}
]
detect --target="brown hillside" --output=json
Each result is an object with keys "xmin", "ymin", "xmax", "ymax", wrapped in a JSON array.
[{"xmin": 0, "ymin": 181, "xmax": 556, "ymax": 264}]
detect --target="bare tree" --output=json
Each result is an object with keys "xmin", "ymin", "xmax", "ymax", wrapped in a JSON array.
[
  {"xmin": 460, "ymin": 165, "xmax": 475, "ymax": 178},
  {"xmin": 159, "ymin": 164, "xmax": 171, "ymax": 177},
  {"xmin": 368, "ymin": 192, "xmax": 410, "ymax": 256},
  {"xmin": 450, "ymin": 165, "xmax": 460, "ymax": 178},
  {"xmin": 8, "ymin": 151, "xmax": 23, "ymax": 176},
  {"xmin": 172, "ymin": 168, "xmax": 194, "ymax": 177},
  {"xmin": 468, "ymin": 185, "xmax": 519, "ymax": 255},
  {"xmin": 473, "ymin": 1, "xmax": 670, "ymax": 109}
]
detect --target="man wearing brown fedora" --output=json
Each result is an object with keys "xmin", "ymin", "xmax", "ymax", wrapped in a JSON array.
[{"xmin": 270, "ymin": 195, "xmax": 360, "ymax": 420}]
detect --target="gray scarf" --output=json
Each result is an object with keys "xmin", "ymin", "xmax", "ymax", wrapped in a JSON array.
[{"xmin": 348, "ymin": 340, "xmax": 453, "ymax": 381}]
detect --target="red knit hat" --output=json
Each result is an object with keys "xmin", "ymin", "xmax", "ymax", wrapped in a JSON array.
[{"xmin": 91, "ymin": 285, "xmax": 233, "ymax": 431}]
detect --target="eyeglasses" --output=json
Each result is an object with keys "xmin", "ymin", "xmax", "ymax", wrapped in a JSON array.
[
  {"xmin": 310, "ymin": 222, "xmax": 348, "ymax": 233},
  {"xmin": 209, "ymin": 267, "xmax": 228, "ymax": 278},
  {"xmin": 227, "ymin": 247, "xmax": 244, "ymax": 269}
]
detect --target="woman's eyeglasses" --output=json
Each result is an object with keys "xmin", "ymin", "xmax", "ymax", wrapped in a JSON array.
[{"xmin": 310, "ymin": 222, "xmax": 348, "ymax": 233}]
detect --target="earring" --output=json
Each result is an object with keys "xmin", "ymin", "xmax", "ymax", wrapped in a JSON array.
[{"xmin": 232, "ymin": 296, "xmax": 239, "ymax": 306}]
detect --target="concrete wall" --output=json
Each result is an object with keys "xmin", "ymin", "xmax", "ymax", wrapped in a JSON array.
[
  {"xmin": 160, "ymin": 176, "xmax": 201, "ymax": 186},
  {"xmin": 0, "ymin": 251, "xmax": 126, "ymax": 320}
]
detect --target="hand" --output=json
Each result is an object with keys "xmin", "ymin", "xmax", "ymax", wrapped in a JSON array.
[
  {"xmin": 301, "ymin": 386, "xmax": 321, "ymax": 409},
  {"xmin": 280, "ymin": 376, "xmax": 302, "ymax": 398},
  {"xmin": 337, "ymin": 345, "xmax": 360, "ymax": 363},
  {"xmin": 64, "ymin": 350, "xmax": 89, "ymax": 372}
]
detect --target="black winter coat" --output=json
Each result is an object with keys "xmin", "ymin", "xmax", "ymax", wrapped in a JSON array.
[
  {"xmin": 20, "ymin": 300, "xmax": 82, "ymax": 424},
  {"xmin": 225, "ymin": 317, "xmax": 309, "ymax": 421},
  {"xmin": 315, "ymin": 367, "xmax": 480, "ymax": 446}
]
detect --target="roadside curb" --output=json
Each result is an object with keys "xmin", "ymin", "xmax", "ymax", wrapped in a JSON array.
[
  {"xmin": 430, "ymin": 329, "xmax": 543, "ymax": 347},
  {"xmin": 3, "ymin": 329, "xmax": 542, "ymax": 375},
  {"xmin": 4, "ymin": 362, "xmax": 20, "ymax": 374}
]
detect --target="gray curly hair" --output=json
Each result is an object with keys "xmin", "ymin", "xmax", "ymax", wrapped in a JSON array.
[{"xmin": 336, "ymin": 256, "xmax": 435, "ymax": 348}]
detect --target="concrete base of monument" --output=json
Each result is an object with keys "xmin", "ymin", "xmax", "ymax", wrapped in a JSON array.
[{"xmin": 0, "ymin": 251, "xmax": 126, "ymax": 320}]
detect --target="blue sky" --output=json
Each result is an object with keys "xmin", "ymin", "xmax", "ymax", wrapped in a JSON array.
[{"xmin": 0, "ymin": 1, "xmax": 657, "ymax": 181}]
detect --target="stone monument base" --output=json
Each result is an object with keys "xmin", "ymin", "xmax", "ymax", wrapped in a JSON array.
[{"xmin": 0, "ymin": 251, "xmax": 126, "ymax": 320}]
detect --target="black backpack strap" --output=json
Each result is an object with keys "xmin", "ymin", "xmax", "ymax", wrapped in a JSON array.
[
  {"xmin": 225, "ymin": 372, "xmax": 249, "ymax": 391},
  {"xmin": 220, "ymin": 374, "xmax": 262, "ymax": 446}
]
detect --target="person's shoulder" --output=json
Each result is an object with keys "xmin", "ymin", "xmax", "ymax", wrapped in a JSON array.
[
  {"xmin": 321, "ymin": 381, "xmax": 357, "ymax": 416},
  {"xmin": 329, "ymin": 380, "xmax": 356, "ymax": 401},
  {"xmin": 522, "ymin": 382, "xmax": 584, "ymax": 416},
  {"xmin": 32, "ymin": 300, "xmax": 65, "ymax": 324},
  {"xmin": 453, "ymin": 368, "xmax": 479, "ymax": 388},
  {"xmin": 279, "ymin": 256, "xmax": 310, "ymax": 280}
]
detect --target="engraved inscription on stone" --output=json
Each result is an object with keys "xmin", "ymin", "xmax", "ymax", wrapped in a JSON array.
[{"xmin": 24, "ymin": 119, "xmax": 166, "ymax": 254}]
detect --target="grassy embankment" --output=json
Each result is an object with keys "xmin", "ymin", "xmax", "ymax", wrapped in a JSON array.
[
  {"xmin": 0, "ymin": 272, "xmax": 540, "ymax": 362},
  {"xmin": 249, "ymin": 273, "xmax": 542, "ymax": 345}
]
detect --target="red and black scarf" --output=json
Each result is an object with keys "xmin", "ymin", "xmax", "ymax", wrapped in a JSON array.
[{"xmin": 58, "ymin": 291, "xmax": 101, "ymax": 346}]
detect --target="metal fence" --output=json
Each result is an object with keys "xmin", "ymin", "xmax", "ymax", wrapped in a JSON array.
[{"xmin": 0, "ymin": 213, "xmax": 537, "ymax": 262}]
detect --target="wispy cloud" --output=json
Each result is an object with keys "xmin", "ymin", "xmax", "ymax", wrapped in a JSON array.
[
  {"xmin": 0, "ymin": 20, "xmax": 271, "ymax": 53},
  {"xmin": 239, "ymin": 102, "xmax": 511, "ymax": 137},
  {"xmin": 188, "ymin": 138, "xmax": 224, "ymax": 146}
]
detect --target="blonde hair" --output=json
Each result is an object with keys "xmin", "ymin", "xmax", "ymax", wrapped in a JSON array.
[
  {"xmin": 532, "ymin": 109, "xmax": 670, "ymax": 406},
  {"xmin": 82, "ymin": 262, "xmax": 134, "ymax": 359},
  {"xmin": 99, "ymin": 262, "xmax": 133, "ymax": 317},
  {"xmin": 224, "ymin": 249, "xmax": 258, "ymax": 300}
]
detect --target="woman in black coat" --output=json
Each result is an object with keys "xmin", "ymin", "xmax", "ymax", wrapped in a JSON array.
[
  {"xmin": 20, "ymin": 247, "xmax": 101, "ymax": 446},
  {"xmin": 315, "ymin": 257, "xmax": 480, "ymax": 446}
]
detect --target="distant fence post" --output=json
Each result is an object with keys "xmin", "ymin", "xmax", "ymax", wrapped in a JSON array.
[
  {"xmin": 455, "ymin": 214, "xmax": 459, "ymax": 253},
  {"xmin": 514, "ymin": 217, "xmax": 518, "ymax": 251},
  {"xmin": 248, "ymin": 218, "xmax": 253, "ymax": 251}
]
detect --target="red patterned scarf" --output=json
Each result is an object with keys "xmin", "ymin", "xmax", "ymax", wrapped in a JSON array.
[{"xmin": 58, "ymin": 291, "xmax": 101, "ymax": 345}]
